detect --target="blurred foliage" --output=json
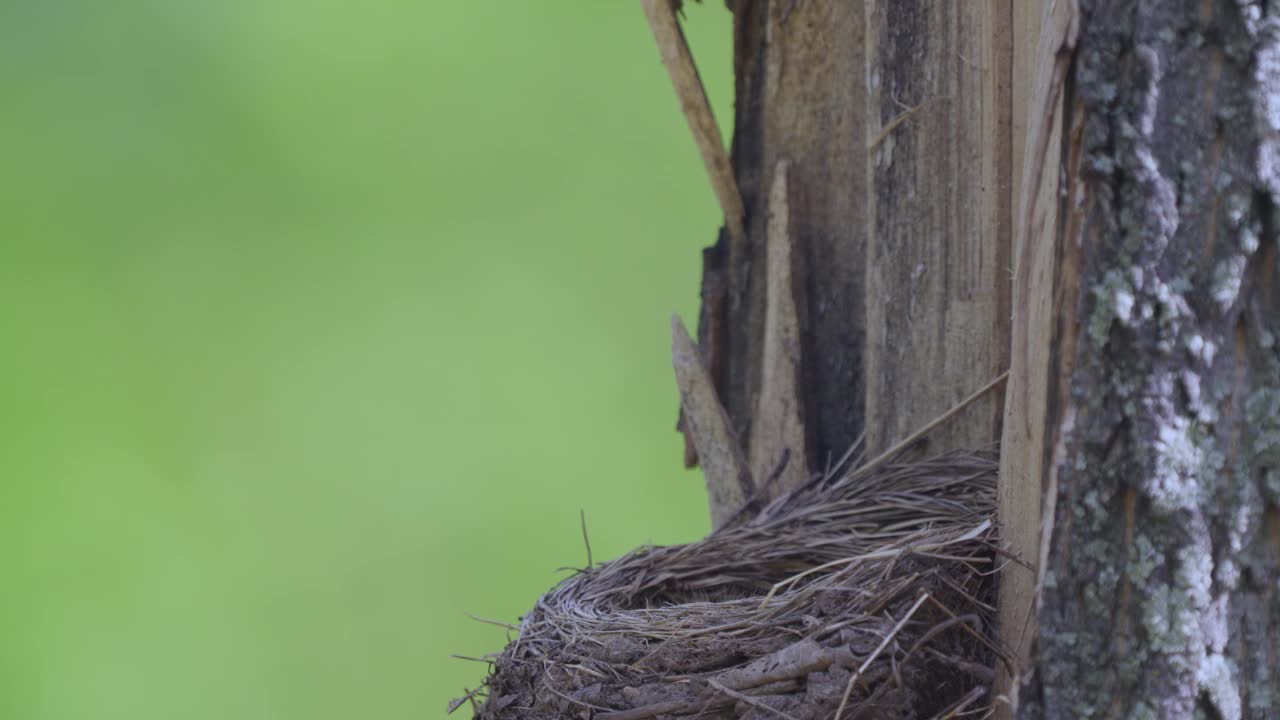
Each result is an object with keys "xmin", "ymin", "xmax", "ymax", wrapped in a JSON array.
[{"xmin": 0, "ymin": 2, "xmax": 733, "ymax": 717}]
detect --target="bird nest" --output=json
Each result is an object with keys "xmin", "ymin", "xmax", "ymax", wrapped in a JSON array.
[{"xmin": 457, "ymin": 451, "xmax": 1005, "ymax": 719}]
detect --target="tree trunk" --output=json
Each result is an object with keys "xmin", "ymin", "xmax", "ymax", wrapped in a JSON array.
[
  {"xmin": 1010, "ymin": 2, "xmax": 1280, "ymax": 717},
  {"xmin": 693, "ymin": 0, "xmax": 1280, "ymax": 716},
  {"xmin": 704, "ymin": 1, "xmax": 1012, "ymax": 485}
]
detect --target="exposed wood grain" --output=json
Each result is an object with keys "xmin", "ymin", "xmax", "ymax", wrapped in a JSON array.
[
  {"xmin": 748, "ymin": 161, "xmax": 809, "ymax": 499},
  {"xmin": 847, "ymin": 371, "xmax": 1008, "ymax": 486},
  {"xmin": 724, "ymin": 0, "xmax": 868, "ymax": 468},
  {"xmin": 862, "ymin": 1, "xmax": 1013, "ymax": 456},
  {"xmin": 993, "ymin": 1, "xmax": 1077, "ymax": 715},
  {"xmin": 983, "ymin": 0, "xmax": 1015, "ymax": 442},
  {"xmin": 701, "ymin": 0, "xmax": 1015, "ymax": 495},
  {"xmin": 1010, "ymin": 1, "xmax": 1040, "ymax": 231},
  {"xmin": 642, "ymin": 0, "xmax": 745, "ymax": 244},
  {"xmin": 671, "ymin": 315, "xmax": 753, "ymax": 529}
]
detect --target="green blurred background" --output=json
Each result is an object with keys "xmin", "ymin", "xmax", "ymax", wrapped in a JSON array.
[{"xmin": 0, "ymin": 2, "xmax": 733, "ymax": 717}]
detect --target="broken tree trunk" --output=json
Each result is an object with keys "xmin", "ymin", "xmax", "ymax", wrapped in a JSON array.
[
  {"xmin": 692, "ymin": 0, "xmax": 1014, "ymax": 501},
  {"xmin": 655, "ymin": 0, "xmax": 1280, "ymax": 716}
]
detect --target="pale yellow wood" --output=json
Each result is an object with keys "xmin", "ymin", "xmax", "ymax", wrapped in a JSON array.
[
  {"xmin": 1011, "ymin": 0, "xmax": 1041, "ymax": 235},
  {"xmin": 641, "ymin": 0, "xmax": 745, "ymax": 245},
  {"xmin": 995, "ymin": 1, "xmax": 1079, "ymax": 715},
  {"xmin": 749, "ymin": 161, "xmax": 809, "ymax": 499}
]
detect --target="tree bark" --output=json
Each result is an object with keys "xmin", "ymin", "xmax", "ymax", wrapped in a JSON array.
[
  {"xmin": 689, "ymin": 0, "xmax": 1280, "ymax": 717},
  {"xmin": 1012, "ymin": 2, "xmax": 1280, "ymax": 717}
]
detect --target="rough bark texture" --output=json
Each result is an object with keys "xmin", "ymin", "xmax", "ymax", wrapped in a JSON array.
[
  {"xmin": 703, "ymin": 1, "xmax": 1013, "ymax": 500},
  {"xmin": 1018, "ymin": 1, "xmax": 1280, "ymax": 717}
]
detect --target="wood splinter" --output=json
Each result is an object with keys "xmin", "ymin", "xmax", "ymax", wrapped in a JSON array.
[
  {"xmin": 641, "ymin": 0, "xmax": 745, "ymax": 244},
  {"xmin": 671, "ymin": 316, "xmax": 753, "ymax": 529},
  {"xmin": 748, "ymin": 161, "xmax": 810, "ymax": 500}
]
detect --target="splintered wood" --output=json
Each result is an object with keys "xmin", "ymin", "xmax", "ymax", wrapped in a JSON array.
[
  {"xmin": 749, "ymin": 161, "xmax": 809, "ymax": 499},
  {"xmin": 995, "ymin": 2, "xmax": 1079, "ymax": 715},
  {"xmin": 636, "ymin": 3, "xmax": 1059, "ymax": 713},
  {"xmin": 671, "ymin": 316, "xmax": 753, "ymax": 529},
  {"xmin": 641, "ymin": 0, "xmax": 744, "ymax": 244}
]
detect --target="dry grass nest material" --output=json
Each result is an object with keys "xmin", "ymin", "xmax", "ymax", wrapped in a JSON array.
[{"xmin": 459, "ymin": 451, "xmax": 1007, "ymax": 719}]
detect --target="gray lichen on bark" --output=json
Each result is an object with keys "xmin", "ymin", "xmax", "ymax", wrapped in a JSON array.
[{"xmin": 1027, "ymin": 1, "xmax": 1280, "ymax": 718}]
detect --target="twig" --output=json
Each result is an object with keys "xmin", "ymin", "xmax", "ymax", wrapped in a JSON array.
[
  {"xmin": 580, "ymin": 509, "xmax": 594, "ymax": 569},
  {"xmin": 897, "ymin": 614, "xmax": 984, "ymax": 676},
  {"xmin": 925, "ymin": 595, "xmax": 1016, "ymax": 672},
  {"xmin": 717, "ymin": 638, "xmax": 845, "ymax": 690},
  {"xmin": 868, "ymin": 99, "xmax": 931, "ymax": 150},
  {"xmin": 848, "ymin": 372, "xmax": 1009, "ymax": 483},
  {"xmin": 466, "ymin": 613, "xmax": 518, "ymax": 631},
  {"xmin": 543, "ymin": 675, "xmax": 615, "ymax": 713},
  {"xmin": 446, "ymin": 686, "xmax": 485, "ymax": 715},
  {"xmin": 930, "ymin": 686, "xmax": 987, "ymax": 719},
  {"xmin": 707, "ymin": 679, "xmax": 801, "ymax": 720},
  {"xmin": 828, "ymin": 431, "xmax": 867, "ymax": 481},
  {"xmin": 598, "ymin": 698, "xmax": 702, "ymax": 720},
  {"xmin": 834, "ymin": 593, "xmax": 931, "ymax": 719},
  {"xmin": 760, "ymin": 520, "xmax": 992, "ymax": 608},
  {"xmin": 641, "ymin": 0, "xmax": 745, "ymax": 244},
  {"xmin": 922, "ymin": 647, "xmax": 997, "ymax": 684}
]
